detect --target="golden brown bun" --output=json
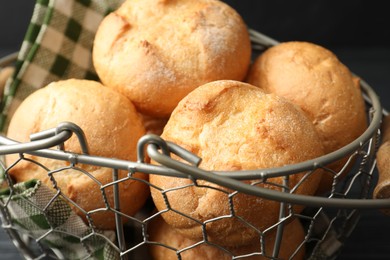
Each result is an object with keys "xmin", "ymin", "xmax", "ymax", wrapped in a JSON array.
[
  {"xmin": 246, "ymin": 41, "xmax": 367, "ymax": 194},
  {"xmin": 149, "ymin": 215, "xmax": 305, "ymax": 260},
  {"xmin": 93, "ymin": 0, "xmax": 251, "ymax": 118},
  {"xmin": 6, "ymin": 79, "xmax": 149, "ymax": 230},
  {"xmin": 150, "ymin": 80, "xmax": 324, "ymax": 246}
]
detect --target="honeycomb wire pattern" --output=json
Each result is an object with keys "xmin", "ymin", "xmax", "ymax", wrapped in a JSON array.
[
  {"xmin": 0, "ymin": 112, "xmax": 380, "ymax": 260},
  {"xmin": 0, "ymin": 31, "xmax": 386, "ymax": 259}
]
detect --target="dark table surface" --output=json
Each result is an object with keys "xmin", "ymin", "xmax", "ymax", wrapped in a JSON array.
[{"xmin": 1, "ymin": 1, "xmax": 390, "ymax": 259}]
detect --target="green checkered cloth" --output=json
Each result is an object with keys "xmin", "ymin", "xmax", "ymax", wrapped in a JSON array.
[
  {"xmin": 0, "ymin": 0, "xmax": 124, "ymax": 132},
  {"xmin": 0, "ymin": 0, "xmax": 126, "ymax": 259},
  {"xmin": 0, "ymin": 179, "xmax": 119, "ymax": 259}
]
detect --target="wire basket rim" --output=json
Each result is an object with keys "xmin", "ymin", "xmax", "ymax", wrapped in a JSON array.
[
  {"xmin": 0, "ymin": 48, "xmax": 388, "ymax": 209},
  {"xmin": 0, "ymin": 51, "xmax": 384, "ymax": 178}
]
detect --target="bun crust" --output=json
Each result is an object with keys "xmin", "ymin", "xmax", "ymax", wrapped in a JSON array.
[
  {"xmin": 149, "ymin": 215, "xmax": 305, "ymax": 260},
  {"xmin": 246, "ymin": 41, "xmax": 367, "ymax": 193},
  {"xmin": 93, "ymin": 0, "xmax": 251, "ymax": 117},
  {"xmin": 150, "ymin": 80, "xmax": 324, "ymax": 246},
  {"xmin": 6, "ymin": 79, "xmax": 149, "ymax": 230}
]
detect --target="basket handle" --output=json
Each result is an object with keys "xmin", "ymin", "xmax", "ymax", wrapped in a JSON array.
[
  {"xmin": 373, "ymin": 114, "xmax": 390, "ymax": 215},
  {"xmin": 147, "ymin": 137, "xmax": 390, "ymax": 209},
  {"xmin": 0, "ymin": 122, "xmax": 86, "ymax": 155}
]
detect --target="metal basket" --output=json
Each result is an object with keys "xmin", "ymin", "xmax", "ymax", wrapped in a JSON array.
[{"xmin": 0, "ymin": 31, "xmax": 389, "ymax": 260}]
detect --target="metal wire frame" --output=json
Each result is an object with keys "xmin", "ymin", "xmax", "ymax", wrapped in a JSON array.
[
  {"xmin": 0, "ymin": 30, "xmax": 389, "ymax": 260},
  {"xmin": 0, "ymin": 74, "xmax": 387, "ymax": 260},
  {"xmin": 0, "ymin": 79, "xmax": 387, "ymax": 209}
]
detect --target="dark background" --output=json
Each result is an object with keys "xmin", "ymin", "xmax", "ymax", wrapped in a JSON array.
[
  {"xmin": 1, "ymin": 1, "xmax": 390, "ymax": 51},
  {"xmin": 1, "ymin": 1, "xmax": 389, "ymax": 259},
  {"xmin": 225, "ymin": 0, "xmax": 390, "ymax": 48}
]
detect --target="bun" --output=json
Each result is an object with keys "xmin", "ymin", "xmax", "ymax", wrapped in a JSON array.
[
  {"xmin": 150, "ymin": 80, "xmax": 324, "ymax": 246},
  {"xmin": 92, "ymin": 0, "xmax": 251, "ymax": 118},
  {"xmin": 5, "ymin": 79, "xmax": 149, "ymax": 230},
  {"xmin": 149, "ymin": 215, "xmax": 305, "ymax": 260},
  {"xmin": 246, "ymin": 41, "xmax": 367, "ymax": 193}
]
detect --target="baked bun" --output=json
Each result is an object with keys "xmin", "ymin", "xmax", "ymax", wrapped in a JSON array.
[
  {"xmin": 6, "ymin": 79, "xmax": 149, "ymax": 230},
  {"xmin": 246, "ymin": 41, "xmax": 367, "ymax": 193},
  {"xmin": 93, "ymin": 0, "xmax": 251, "ymax": 118},
  {"xmin": 150, "ymin": 80, "xmax": 324, "ymax": 246},
  {"xmin": 149, "ymin": 215, "xmax": 305, "ymax": 260}
]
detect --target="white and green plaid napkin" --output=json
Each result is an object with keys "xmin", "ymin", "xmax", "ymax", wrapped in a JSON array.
[
  {"xmin": 0, "ymin": 179, "xmax": 119, "ymax": 259},
  {"xmin": 0, "ymin": 0, "xmax": 124, "ymax": 132},
  {"xmin": 0, "ymin": 0, "xmax": 126, "ymax": 259}
]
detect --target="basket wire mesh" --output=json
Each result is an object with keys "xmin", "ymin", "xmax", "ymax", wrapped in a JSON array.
[{"xmin": 0, "ymin": 31, "xmax": 389, "ymax": 260}]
